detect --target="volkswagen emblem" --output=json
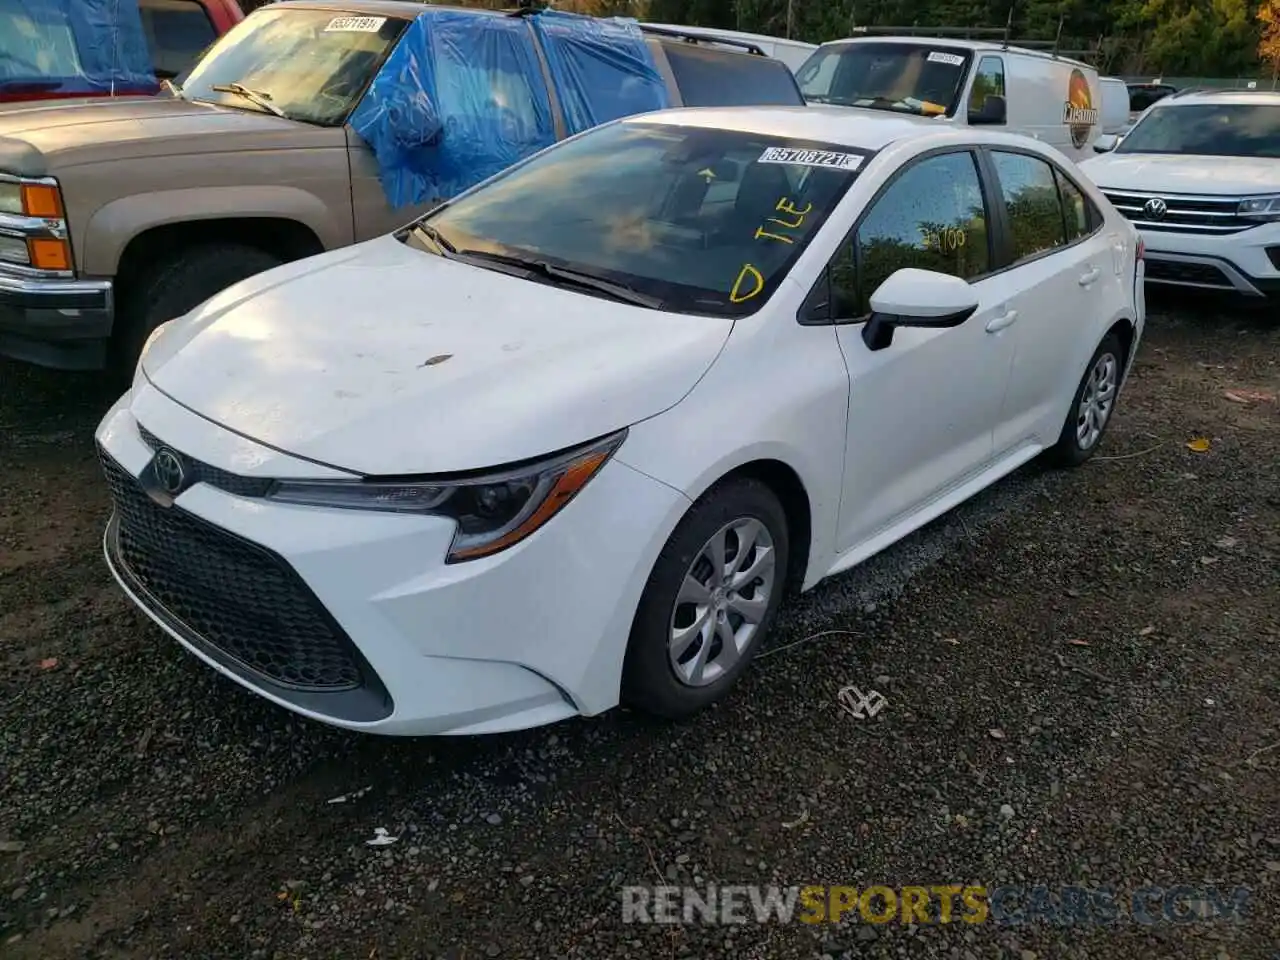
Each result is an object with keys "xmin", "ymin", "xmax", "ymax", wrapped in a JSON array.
[
  {"xmin": 153, "ymin": 448, "xmax": 186, "ymax": 495},
  {"xmin": 1144, "ymin": 197, "xmax": 1168, "ymax": 220}
]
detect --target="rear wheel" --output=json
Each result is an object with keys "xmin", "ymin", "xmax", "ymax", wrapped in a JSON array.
[
  {"xmin": 1046, "ymin": 332, "xmax": 1123, "ymax": 468},
  {"xmin": 622, "ymin": 477, "xmax": 789, "ymax": 718},
  {"xmin": 112, "ymin": 243, "xmax": 282, "ymax": 377}
]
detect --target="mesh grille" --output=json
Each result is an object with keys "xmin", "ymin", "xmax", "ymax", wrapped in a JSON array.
[{"xmin": 100, "ymin": 448, "xmax": 364, "ymax": 691}]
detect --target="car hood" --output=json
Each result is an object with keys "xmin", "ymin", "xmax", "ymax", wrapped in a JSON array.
[
  {"xmin": 141, "ymin": 235, "xmax": 733, "ymax": 476},
  {"xmin": 1079, "ymin": 153, "xmax": 1280, "ymax": 195},
  {"xmin": 0, "ymin": 95, "xmax": 333, "ymax": 175}
]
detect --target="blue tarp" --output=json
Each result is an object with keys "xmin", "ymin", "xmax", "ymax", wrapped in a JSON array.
[
  {"xmin": 529, "ymin": 10, "xmax": 669, "ymax": 137},
  {"xmin": 351, "ymin": 10, "xmax": 558, "ymax": 210},
  {"xmin": 350, "ymin": 9, "xmax": 671, "ymax": 210},
  {"xmin": 0, "ymin": 0, "xmax": 158, "ymax": 96}
]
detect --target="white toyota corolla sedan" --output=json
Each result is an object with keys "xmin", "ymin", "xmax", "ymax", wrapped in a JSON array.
[{"xmin": 96, "ymin": 107, "xmax": 1145, "ymax": 736}]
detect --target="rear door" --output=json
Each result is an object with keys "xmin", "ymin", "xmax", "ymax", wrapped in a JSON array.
[{"xmin": 981, "ymin": 147, "xmax": 1116, "ymax": 453}]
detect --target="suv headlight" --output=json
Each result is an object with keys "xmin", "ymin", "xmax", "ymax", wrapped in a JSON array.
[
  {"xmin": 266, "ymin": 430, "xmax": 627, "ymax": 563},
  {"xmin": 1238, "ymin": 195, "xmax": 1280, "ymax": 221}
]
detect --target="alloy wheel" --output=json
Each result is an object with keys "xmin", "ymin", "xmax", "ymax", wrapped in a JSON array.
[
  {"xmin": 668, "ymin": 517, "xmax": 777, "ymax": 687},
  {"xmin": 1076, "ymin": 351, "xmax": 1118, "ymax": 450}
]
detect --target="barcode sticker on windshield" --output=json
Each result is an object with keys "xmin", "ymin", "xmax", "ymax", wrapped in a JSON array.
[
  {"xmin": 757, "ymin": 147, "xmax": 863, "ymax": 171},
  {"xmin": 927, "ymin": 51, "xmax": 965, "ymax": 66},
  {"xmin": 324, "ymin": 16, "xmax": 386, "ymax": 32}
]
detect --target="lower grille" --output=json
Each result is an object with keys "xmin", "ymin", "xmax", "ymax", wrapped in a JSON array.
[
  {"xmin": 100, "ymin": 447, "xmax": 364, "ymax": 691},
  {"xmin": 1144, "ymin": 260, "xmax": 1233, "ymax": 288},
  {"xmin": 1267, "ymin": 247, "xmax": 1280, "ymax": 271}
]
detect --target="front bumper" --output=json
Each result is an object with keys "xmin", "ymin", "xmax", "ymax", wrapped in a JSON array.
[
  {"xmin": 94, "ymin": 384, "xmax": 690, "ymax": 736},
  {"xmin": 1134, "ymin": 223, "xmax": 1280, "ymax": 298},
  {"xmin": 0, "ymin": 268, "xmax": 114, "ymax": 369}
]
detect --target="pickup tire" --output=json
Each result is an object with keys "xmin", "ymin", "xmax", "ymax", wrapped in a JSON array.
[{"xmin": 113, "ymin": 243, "xmax": 282, "ymax": 376}]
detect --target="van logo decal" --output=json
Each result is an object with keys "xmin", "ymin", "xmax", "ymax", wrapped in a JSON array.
[{"xmin": 1064, "ymin": 69, "xmax": 1099, "ymax": 149}]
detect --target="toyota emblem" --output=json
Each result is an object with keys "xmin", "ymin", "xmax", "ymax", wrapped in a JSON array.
[
  {"xmin": 1144, "ymin": 197, "xmax": 1168, "ymax": 220},
  {"xmin": 153, "ymin": 448, "xmax": 186, "ymax": 495}
]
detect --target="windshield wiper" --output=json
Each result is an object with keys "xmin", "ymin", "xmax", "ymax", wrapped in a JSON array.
[
  {"xmin": 411, "ymin": 222, "xmax": 458, "ymax": 255},
  {"xmin": 210, "ymin": 82, "xmax": 285, "ymax": 118},
  {"xmin": 454, "ymin": 249, "xmax": 664, "ymax": 309}
]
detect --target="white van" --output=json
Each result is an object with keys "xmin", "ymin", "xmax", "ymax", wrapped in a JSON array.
[
  {"xmin": 642, "ymin": 23, "xmax": 817, "ymax": 73},
  {"xmin": 1098, "ymin": 76, "xmax": 1131, "ymax": 134},
  {"xmin": 793, "ymin": 36, "xmax": 1104, "ymax": 160}
]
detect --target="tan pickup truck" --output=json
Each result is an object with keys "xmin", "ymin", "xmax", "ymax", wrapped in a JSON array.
[{"xmin": 0, "ymin": 0, "xmax": 805, "ymax": 373}]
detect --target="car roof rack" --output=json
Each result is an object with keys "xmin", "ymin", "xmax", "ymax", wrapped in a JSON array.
[{"xmin": 636, "ymin": 24, "xmax": 766, "ymax": 56}]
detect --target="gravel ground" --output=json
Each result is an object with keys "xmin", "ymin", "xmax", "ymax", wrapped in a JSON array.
[{"xmin": 0, "ymin": 302, "xmax": 1277, "ymax": 960}]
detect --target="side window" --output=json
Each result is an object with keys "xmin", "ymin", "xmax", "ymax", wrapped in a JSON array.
[
  {"xmin": 138, "ymin": 0, "xmax": 218, "ymax": 79},
  {"xmin": 661, "ymin": 44, "xmax": 805, "ymax": 107},
  {"xmin": 990, "ymin": 151, "xmax": 1067, "ymax": 263},
  {"xmin": 1055, "ymin": 171, "xmax": 1098, "ymax": 242},
  {"xmin": 968, "ymin": 56, "xmax": 1005, "ymax": 117},
  {"xmin": 829, "ymin": 151, "xmax": 989, "ymax": 318}
]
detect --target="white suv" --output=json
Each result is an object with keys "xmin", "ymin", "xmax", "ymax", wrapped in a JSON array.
[{"xmin": 1080, "ymin": 89, "xmax": 1280, "ymax": 300}]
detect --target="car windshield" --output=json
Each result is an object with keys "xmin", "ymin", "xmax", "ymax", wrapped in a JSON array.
[
  {"xmin": 178, "ymin": 9, "xmax": 407, "ymax": 125},
  {"xmin": 795, "ymin": 42, "xmax": 971, "ymax": 117},
  {"xmin": 1117, "ymin": 103, "xmax": 1280, "ymax": 158},
  {"xmin": 407, "ymin": 120, "xmax": 865, "ymax": 317}
]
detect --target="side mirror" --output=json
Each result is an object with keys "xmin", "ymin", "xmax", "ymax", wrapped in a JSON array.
[
  {"xmin": 862, "ymin": 268, "xmax": 978, "ymax": 351},
  {"xmin": 969, "ymin": 94, "xmax": 1006, "ymax": 125},
  {"xmin": 1093, "ymin": 133, "xmax": 1119, "ymax": 153}
]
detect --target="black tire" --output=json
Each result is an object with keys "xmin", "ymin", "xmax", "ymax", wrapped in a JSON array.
[
  {"xmin": 112, "ymin": 243, "xmax": 282, "ymax": 376},
  {"xmin": 1045, "ymin": 332, "xmax": 1124, "ymax": 469},
  {"xmin": 622, "ymin": 477, "xmax": 790, "ymax": 719}
]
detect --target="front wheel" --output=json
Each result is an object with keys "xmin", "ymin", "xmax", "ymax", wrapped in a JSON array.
[
  {"xmin": 1045, "ymin": 332, "xmax": 1124, "ymax": 468},
  {"xmin": 622, "ymin": 477, "xmax": 789, "ymax": 719}
]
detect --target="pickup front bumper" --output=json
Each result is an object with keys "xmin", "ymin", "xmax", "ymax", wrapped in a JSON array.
[{"xmin": 0, "ymin": 268, "xmax": 114, "ymax": 370}]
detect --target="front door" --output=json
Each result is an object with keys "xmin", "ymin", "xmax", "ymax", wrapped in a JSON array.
[{"xmin": 826, "ymin": 150, "xmax": 1017, "ymax": 554}]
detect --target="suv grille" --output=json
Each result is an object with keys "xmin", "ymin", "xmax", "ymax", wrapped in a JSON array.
[
  {"xmin": 1142, "ymin": 259, "xmax": 1234, "ymax": 288},
  {"xmin": 100, "ymin": 447, "xmax": 365, "ymax": 691},
  {"xmin": 1101, "ymin": 190, "xmax": 1253, "ymax": 235}
]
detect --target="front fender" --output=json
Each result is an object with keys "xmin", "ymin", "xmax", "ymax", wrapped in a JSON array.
[{"xmin": 82, "ymin": 185, "xmax": 350, "ymax": 276}]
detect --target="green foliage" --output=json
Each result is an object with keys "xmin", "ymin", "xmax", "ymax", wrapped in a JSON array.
[{"xmin": 639, "ymin": 0, "xmax": 1272, "ymax": 77}]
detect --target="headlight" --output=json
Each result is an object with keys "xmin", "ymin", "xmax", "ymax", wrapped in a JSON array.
[
  {"xmin": 0, "ymin": 178, "xmax": 64, "ymax": 217},
  {"xmin": 1238, "ymin": 195, "xmax": 1280, "ymax": 221},
  {"xmin": 0, "ymin": 182, "xmax": 22, "ymax": 215},
  {"xmin": 266, "ymin": 430, "xmax": 627, "ymax": 562}
]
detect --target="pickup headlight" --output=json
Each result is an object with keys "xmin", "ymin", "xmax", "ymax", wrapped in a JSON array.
[
  {"xmin": 0, "ymin": 176, "xmax": 71, "ymax": 271},
  {"xmin": 266, "ymin": 430, "xmax": 627, "ymax": 563},
  {"xmin": 1238, "ymin": 195, "xmax": 1280, "ymax": 221},
  {"xmin": 0, "ymin": 181, "xmax": 22, "ymax": 215}
]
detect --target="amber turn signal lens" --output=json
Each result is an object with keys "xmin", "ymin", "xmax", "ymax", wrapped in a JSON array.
[
  {"xmin": 447, "ymin": 450, "xmax": 612, "ymax": 562},
  {"xmin": 21, "ymin": 184, "xmax": 63, "ymax": 219},
  {"xmin": 28, "ymin": 238, "xmax": 71, "ymax": 271}
]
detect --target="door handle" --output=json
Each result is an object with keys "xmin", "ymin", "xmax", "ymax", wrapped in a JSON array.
[
  {"xmin": 1079, "ymin": 267, "xmax": 1101, "ymax": 287},
  {"xmin": 985, "ymin": 309, "xmax": 1018, "ymax": 333}
]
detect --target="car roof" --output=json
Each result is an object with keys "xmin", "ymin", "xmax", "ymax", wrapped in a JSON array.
[
  {"xmin": 629, "ymin": 105, "xmax": 978, "ymax": 151},
  {"xmin": 815, "ymin": 35, "xmax": 1093, "ymax": 71},
  {"xmin": 1156, "ymin": 88, "xmax": 1280, "ymax": 106},
  {"xmin": 268, "ymin": 0, "xmax": 499, "ymax": 19}
]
